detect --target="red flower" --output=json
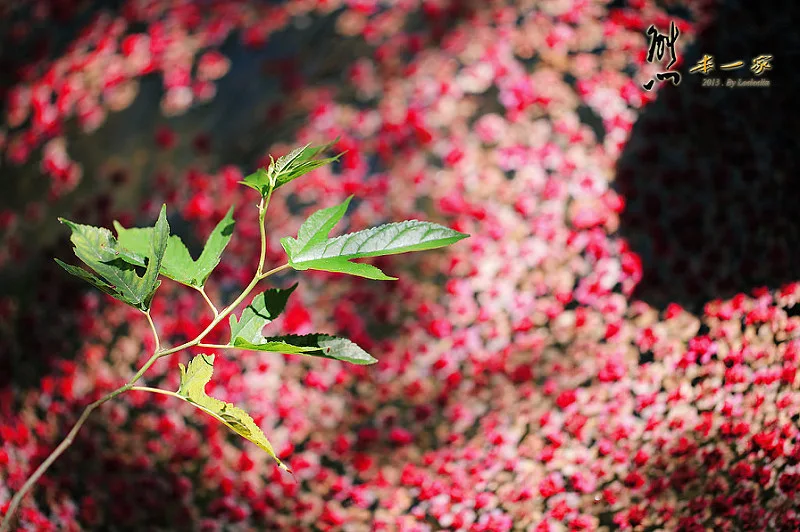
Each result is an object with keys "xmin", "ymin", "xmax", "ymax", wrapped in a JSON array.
[
  {"xmin": 539, "ymin": 473, "xmax": 565, "ymax": 498},
  {"xmin": 427, "ymin": 318, "xmax": 452, "ymax": 338},
  {"xmin": 556, "ymin": 389, "xmax": 577, "ymax": 409},
  {"xmin": 283, "ymin": 302, "xmax": 311, "ymax": 334},
  {"xmin": 388, "ymin": 427, "xmax": 414, "ymax": 446}
]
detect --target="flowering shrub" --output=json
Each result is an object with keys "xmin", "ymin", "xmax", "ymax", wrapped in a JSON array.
[{"xmin": 2, "ymin": 0, "xmax": 799, "ymax": 531}]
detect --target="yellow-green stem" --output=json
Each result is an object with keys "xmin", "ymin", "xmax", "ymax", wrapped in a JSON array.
[
  {"xmin": 195, "ymin": 286, "xmax": 219, "ymax": 318},
  {"xmin": 130, "ymin": 386, "xmax": 182, "ymax": 400},
  {"xmin": 257, "ymin": 187, "xmax": 274, "ymax": 276},
  {"xmin": 197, "ymin": 343, "xmax": 238, "ymax": 350},
  {"xmin": 144, "ymin": 310, "xmax": 160, "ymax": 353}
]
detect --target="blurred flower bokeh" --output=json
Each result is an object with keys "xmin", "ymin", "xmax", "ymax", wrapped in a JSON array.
[{"xmin": 2, "ymin": 0, "xmax": 799, "ymax": 530}]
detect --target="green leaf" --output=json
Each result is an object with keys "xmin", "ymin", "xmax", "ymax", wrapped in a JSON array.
[
  {"xmin": 54, "ymin": 259, "xmax": 118, "ymax": 298},
  {"xmin": 233, "ymin": 334, "xmax": 377, "ymax": 365},
  {"xmin": 230, "ymin": 339, "xmax": 322, "ymax": 355},
  {"xmin": 274, "ymin": 144, "xmax": 312, "ymax": 175},
  {"xmin": 274, "ymin": 156, "xmax": 342, "ymax": 189},
  {"xmin": 193, "ymin": 206, "xmax": 236, "ymax": 285},
  {"xmin": 57, "ymin": 205, "xmax": 169, "ymax": 311},
  {"xmin": 281, "ymin": 196, "xmax": 352, "ymax": 257},
  {"xmin": 176, "ymin": 354, "xmax": 290, "ymax": 472},
  {"xmin": 282, "ymin": 219, "xmax": 468, "ymax": 280},
  {"xmin": 114, "ymin": 206, "xmax": 235, "ymax": 288},
  {"xmin": 228, "ymin": 284, "xmax": 298, "ymax": 345},
  {"xmin": 286, "ymin": 258, "xmax": 396, "ymax": 280},
  {"xmin": 113, "ymin": 226, "xmax": 192, "ymax": 276},
  {"xmin": 141, "ymin": 205, "xmax": 170, "ymax": 309},
  {"xmin": 239, "ymin": 167, "xmax": 271, "ymax": 196},
  {"xmin": 240, "ymin": 140, "xmax": 343, "ymax": 196},
  {"xmin": 272, "ymin": 139, "xmax": 343, "ymax": 189}
]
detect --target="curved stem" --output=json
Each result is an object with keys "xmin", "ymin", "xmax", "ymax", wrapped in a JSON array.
[
  {"xmin": 156, "ymin": 263, "xmax": 289, "ymax": 359},
  {"xmin": 197, "ymin": 343, "xmax": 237, "ymax": 350},
  {"xmin": 258, "ymin": 262, "xmax": 291, "ymax": 281},
  {"xmin": 130, "ymin": 386, "xmax": 182, "ymax": 400},
  {"xmin": 256, "ymin": 186, "xmax": 274, "ymax": 276},
  {"xmin": 144, "ymin": 310, "xmax": 160, "ymax": 353},
  {"xmin": 195, "ymin": 286, "xmax": 219, "ymax": 318}
]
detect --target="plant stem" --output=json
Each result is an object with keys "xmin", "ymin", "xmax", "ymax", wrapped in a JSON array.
[
  {"xmin": 197, "ymin": 343, "xmax": 238, "ymax": 350},
  {"xmin": 1, "ymin": 199, "xmax": 287, "ymax": 531},
  {"xmin": 130, "ymin": 386, "xmax": 182, "ymax": 399},
  {"xmin": 195, "ymin": 286, "xmax": 219, "ymax": 318},
  {"xmin": 257, "ymin": 186, "xmax": 274, "ymax": 276},
  {"xmin": 156, "ymin": 263, "xmax": 288, "ymax": 359},
  {"xmin": 144, "ymin": 310, "xmax": 160, "ymax": 353},
  {"xmin": 258, "ymin": 262, "xmax": 290, "ymax": 281}
]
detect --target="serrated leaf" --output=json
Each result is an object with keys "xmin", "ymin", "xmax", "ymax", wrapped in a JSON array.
[
  {"xmin": 57, "ymin": 205, "xmax": 169, "ymax": 311},
  {"xmin": 141, "ymin": 206, "xmax": 169, "ymax": 309},
  {"xmin": 239, "ymin": 167, "xmax": 271, "ymax": 195},
  {"xmin": 113, "ymin": 225, "xmax": 193, "ymax": 277},
  {"xmin": 274, "ymin": 155, "xmax": 342, "ymax": 188},
  {"xmin": 282, "ymin": 220, "xmax": 468, "ymax": 280},
  {"xmin": 281, "ymin": 196, "xmax": 352, "ymax": 256},
  {"xmin": 228, "ymin": 284, "xmax": 298, "ymax": 345},
  {"xmin": 233, "ymin": 334, "xmax": 377, "ymax": 365},
  {"xmin": 240, "ymin": 140, "xmax": 342, "ymax": 196},
  {"xmin": 285, "ymin": 257, "xmax": 397, "ymax": 280},
  {"xmin": 231, "ymin": 339, "xmax": 322, "ymax": 355},
  {"xmin": 176, "ymin": 354, "xmax": 290, "ymax": 472},
  {"xmin": 54, "ymin": 259, "xmax": 118, "ymax": 298},
  {"xmin": 273, "ymin": 144, "xmax": 311, "ymax": 175},
  {"xmin": 114, "ymin": 207, "xmax": 235, "ymax": 288},
  {"xmin": 193, "ymin": 206, "xmax": 235, "ymax": 285}
]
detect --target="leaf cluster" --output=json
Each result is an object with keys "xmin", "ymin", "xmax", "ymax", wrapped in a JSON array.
[
  {"xmin": 240, "ymin": 140, "xmax": 343, "ymax": 197},
  {"xmin": 55, "ymin": 140, "xmax": 468, "ymax": 470}
]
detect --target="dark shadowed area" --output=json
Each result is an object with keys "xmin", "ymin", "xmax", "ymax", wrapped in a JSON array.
[{"xmin": 615, "ymin": 1, "xmax": 799, "ymax": 313}]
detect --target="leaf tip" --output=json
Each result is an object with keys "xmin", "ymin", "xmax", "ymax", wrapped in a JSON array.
[{"xmin": 58, "ymin": 217, "xmax": 76, "ymax": 230}]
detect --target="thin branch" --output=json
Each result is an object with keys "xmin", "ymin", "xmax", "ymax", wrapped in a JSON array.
[
  {"xmin": 156, "ymin": 265, "xmax": 289, "ymax": 359},
  {"xmin": 259, "ymin": 262, "xmax": 291, "ymax": 280},
  {"xmin": 197, "ymin": 343, "xmax": 238, "ymax": 350},
  {"xmin": 144, "ymin": 310, "xmax": 160, "ymax": 353},
  {"xmin": 130, "ymin": 386, "xmax": 182, "ymax": 399},
  {"xmin": 195, "ymin": 286, "xmax": 219, "ymax": 318},
  {"xmin": 257, "ymin": 185, "xmax": 274, "ymax": 276}
]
